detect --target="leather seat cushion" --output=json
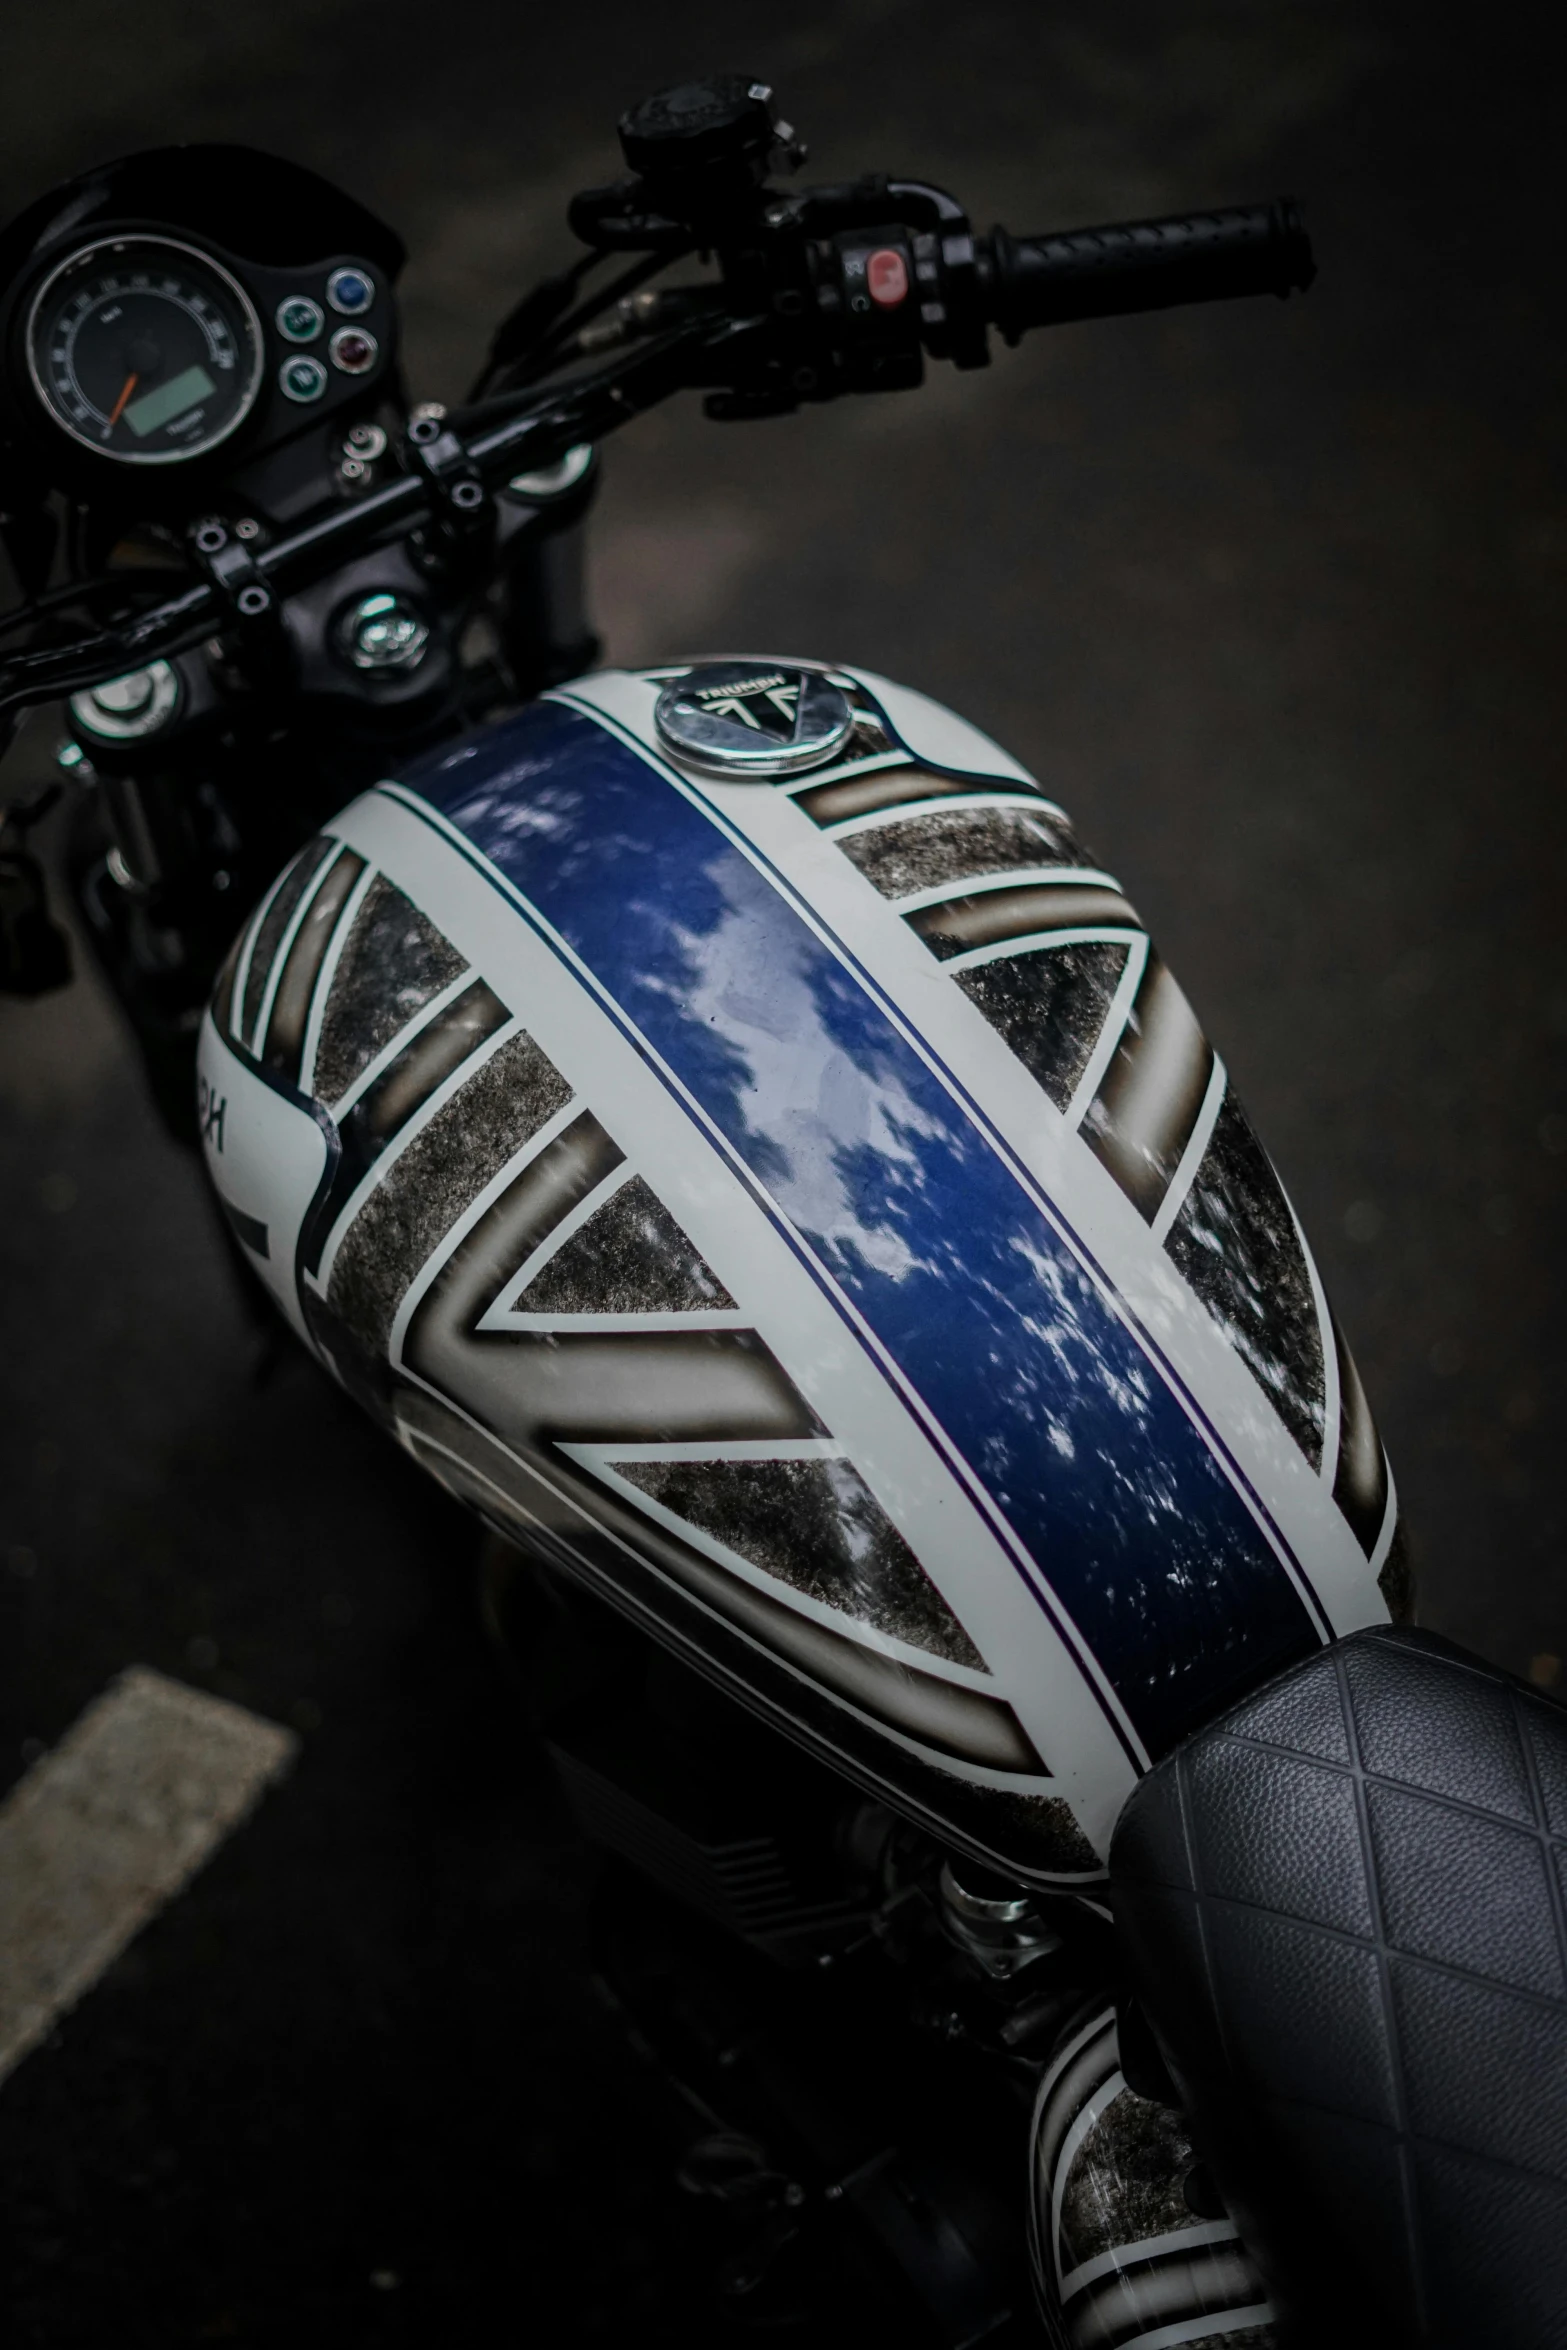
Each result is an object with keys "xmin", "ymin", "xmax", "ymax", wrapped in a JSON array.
[{"xmin": 1110, "ymin": 1624, "xmax": 1567, "ymax": 2349}]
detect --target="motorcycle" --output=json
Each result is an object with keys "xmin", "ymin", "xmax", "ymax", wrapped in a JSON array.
[{"xmin": 2, "ymin": 76, "xmax": 1563, "ymax": 2350}]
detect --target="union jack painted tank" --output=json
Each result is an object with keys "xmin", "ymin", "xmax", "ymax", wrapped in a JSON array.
[{"xmin": 197, "ymin": 659, "xmax": 1403, "ymax": 1883}]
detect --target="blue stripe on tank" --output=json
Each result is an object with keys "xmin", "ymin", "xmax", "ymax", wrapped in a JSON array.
[{"xmin": 394, "ymin": 700, "xmax": 1320, "ymax": 1757}]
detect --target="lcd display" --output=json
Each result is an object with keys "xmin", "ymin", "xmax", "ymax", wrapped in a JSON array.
[{"xmin": 124, "ymin": 365, "xmax": 217, "ymax": 439}]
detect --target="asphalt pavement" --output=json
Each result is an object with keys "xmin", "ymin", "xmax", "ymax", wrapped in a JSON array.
[{"xmin": 2, "ymin": 1, "xmax": 1565, "ymax": 2339}]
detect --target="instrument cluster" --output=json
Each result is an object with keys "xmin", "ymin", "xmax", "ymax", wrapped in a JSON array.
[
  {"xmin": 17, "ymin": 234, "xmax": 392, "ymax": 476},
  {"xmin": 0, "ymin": 146, "xmax": 404, "ymax": 508}
]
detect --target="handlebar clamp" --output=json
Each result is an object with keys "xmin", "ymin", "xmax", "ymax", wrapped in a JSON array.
[
  {"xmin": 406, "ymin": 413, "xmax": 492, "ymax": 562},
  {"xmin": 188, "ymin": 519, "xmax": 275, "ymax": 628},
  {"xmin": 0, "ymin": 119, "xmax": 1318, "ymax": 747}
]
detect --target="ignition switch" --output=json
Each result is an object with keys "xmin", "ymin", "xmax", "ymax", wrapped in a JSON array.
[{"xmin": 67, "ymin": 662, "xmax": 183, "ymax": 745}]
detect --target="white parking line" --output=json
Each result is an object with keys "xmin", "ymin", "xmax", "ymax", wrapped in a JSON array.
[{"xmin": 0, "ymin": 1667, "xmax": 298, "ymax": 2086}]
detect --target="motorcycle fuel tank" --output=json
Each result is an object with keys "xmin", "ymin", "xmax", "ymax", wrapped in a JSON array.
[{"xmin": 196, "ymin": 659, "xmax": 1402, "ymax": 1881}]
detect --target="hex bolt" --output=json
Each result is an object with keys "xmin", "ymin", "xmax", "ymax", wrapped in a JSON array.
[{"xmin": 334, "ymin": 591, "xmax": 430, "ymax": 672}]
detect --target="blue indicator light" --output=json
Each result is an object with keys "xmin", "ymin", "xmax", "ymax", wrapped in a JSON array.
[{"xmin": 326, "ymin": 268, "xmax": 373, "ymax": 316}]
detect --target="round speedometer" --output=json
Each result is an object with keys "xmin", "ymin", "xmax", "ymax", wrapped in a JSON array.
[{"xmin": 24, "ymin": 234, "xmax": 263, "ymax": 466}]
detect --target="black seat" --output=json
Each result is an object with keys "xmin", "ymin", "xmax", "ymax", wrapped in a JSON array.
[{"xmin": 1110, "ymin": 1625, "xmax": 1567, "ymax": 2349}]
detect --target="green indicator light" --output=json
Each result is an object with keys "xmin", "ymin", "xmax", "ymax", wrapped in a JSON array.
[
  {"xmin": 276, "ymin": 297, "xmax": 323, "ymax": 344},
  {"xmin": 280, "ymin": 357, "xmax": 327, "ymax": 402}
]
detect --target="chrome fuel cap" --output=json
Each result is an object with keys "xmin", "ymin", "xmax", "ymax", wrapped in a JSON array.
[{"xmin": 653, "ymin": 662, "xmax": 853, "ymax": 779}]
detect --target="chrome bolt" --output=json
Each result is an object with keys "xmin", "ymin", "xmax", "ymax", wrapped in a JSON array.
[{"xmin": 335, "ymin": 592, "xmax": 430, "ymax": 673}]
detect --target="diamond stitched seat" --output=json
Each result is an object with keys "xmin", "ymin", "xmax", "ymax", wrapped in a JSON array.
[{"xmin": 1111, "ymin": 1625, "xmax": 1567, "ymax": 2349}]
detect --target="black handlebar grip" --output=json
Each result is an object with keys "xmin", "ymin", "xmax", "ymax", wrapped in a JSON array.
[{"xmin": 985, "ymin": 201, "xmax": 1314, "ymax": 339}]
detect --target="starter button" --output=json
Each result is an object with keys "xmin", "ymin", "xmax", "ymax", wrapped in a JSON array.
[{"xmin": 867, "ymin": 248, "xmax": 910, "ymax": 307}]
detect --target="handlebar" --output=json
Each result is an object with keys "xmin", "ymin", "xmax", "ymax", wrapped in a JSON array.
[
  {"xmin": 0, "ymin": 154, "xmax": 1315, "ymax": 733},
  {"xmin": 985, "ymin": 202, "xmax": 1315, "ymax": 340},
  {"xmin": 0, "ymin": 316, "xmax": 728, "ymax": 727}
]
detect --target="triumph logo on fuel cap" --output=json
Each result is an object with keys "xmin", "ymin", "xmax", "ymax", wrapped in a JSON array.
[{"xmin": 654, "ymin": 661, "xmax": 855, "ymax": 778}]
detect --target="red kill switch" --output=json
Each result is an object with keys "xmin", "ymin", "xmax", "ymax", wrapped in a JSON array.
[{"xmin": 866, "ymin": 248, "xmax": 910, "ymax": 307}]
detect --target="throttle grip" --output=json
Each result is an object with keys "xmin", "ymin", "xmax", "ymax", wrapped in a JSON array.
[{"xmin": 985, "ymin": 201, "xmax": 1314, "ymax": 339}]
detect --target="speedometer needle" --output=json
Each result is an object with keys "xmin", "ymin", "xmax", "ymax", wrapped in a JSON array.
[{"xmin": 107, "ymin": 373, "xmax": 139, "ymax": 428}]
